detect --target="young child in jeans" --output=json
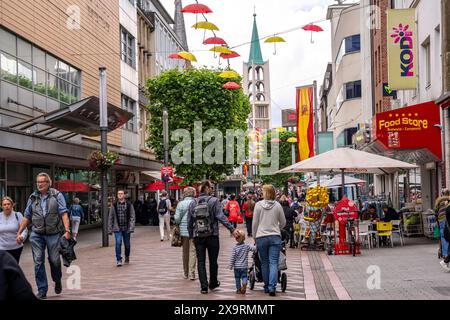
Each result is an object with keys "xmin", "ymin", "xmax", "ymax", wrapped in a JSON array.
[{"xmin": 229, "ymin": 230, "xmax": 256, "ymax": 294}]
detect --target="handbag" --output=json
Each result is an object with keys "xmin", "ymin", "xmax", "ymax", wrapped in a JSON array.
[{"xmin": 171, "ymin": 226, "xmax": 182, "ymax": 247}]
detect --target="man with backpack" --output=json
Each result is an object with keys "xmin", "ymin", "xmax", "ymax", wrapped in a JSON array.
[
  {"xmin": 158, "ymin": 191, "xmax": 172, "ymax": 242},
  {"xmin": 187, "ymin": 180, "xmax": 239, "ymax": 294}
]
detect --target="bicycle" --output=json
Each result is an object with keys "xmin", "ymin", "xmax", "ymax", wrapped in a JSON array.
[{"xmin": 339, "ymin": 209, "xmax": 359, "ymax": 256}]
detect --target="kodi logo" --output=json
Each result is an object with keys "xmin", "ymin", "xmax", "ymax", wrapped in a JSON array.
[{"xmin": 390, "ymin": 24, "xmax": 414, "ymax": 77}]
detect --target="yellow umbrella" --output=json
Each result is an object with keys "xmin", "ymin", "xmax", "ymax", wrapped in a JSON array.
[
  {"xmin": 209, "ymin": 46, "xmax": 232, "ymax": 54},
  {"xmin": 275, "ymin": 127, "xmax": 287, "ymax": 133},
  {"xmin": 264, "ymin": 36, "xmax": 286, "ymax": 55},
  {"xmin": 192, "ymin": 21, "xmax": 219, "ymax": 31},
  {"xmin": 177, "ymin": 51, "xmax": 197, "ymax": 62},
  {"xmin": 287, "ymin": 137, "xmax": 298, "ymax": 143},
  {"xmin": 219, "ymin": 70, "xmax": 240, "ymax": 78}
]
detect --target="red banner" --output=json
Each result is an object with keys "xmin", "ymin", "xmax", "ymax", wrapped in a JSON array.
[{"xmin": 161, "ymin": 167, "xmax": 174, "ymax": 183}]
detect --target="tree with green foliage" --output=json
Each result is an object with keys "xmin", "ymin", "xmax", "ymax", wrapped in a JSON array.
[
  {"xmin": 259, "ymin": 130, "xmax": 303, "ymax": 188},
  {"xmin": 146, "ymin": 67, "xmax": 251, "ymax": 185}
]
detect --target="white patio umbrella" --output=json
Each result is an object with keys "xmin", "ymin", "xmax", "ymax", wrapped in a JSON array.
[
  {"xmin": 309, "ymin": 175, "xmax": 366, "ymax": 188},
  {"xmin": 276, "ymin": 148, "xmax": 417, "ymax": 195}
]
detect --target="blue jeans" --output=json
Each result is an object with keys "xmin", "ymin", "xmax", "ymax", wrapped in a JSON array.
[
  {"xmin": 114, "ymin": 231, "xmax": 131, "ymax": 262},
  {"xmin": 29, "ymin": 232, "xmax": 62, "ymax": 294},
  {"xmin": 256, "ymin": 235, "xmax": 281, "ymax": 293},
  {"xmin": 234, "ymin": 268, "xmax": 248, "ymax": 290},
  {"xmin": 440, "ymin": 221, "xmax": 449, "ymax": 258}
]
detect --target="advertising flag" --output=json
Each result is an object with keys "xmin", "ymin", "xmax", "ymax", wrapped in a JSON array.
[
  {"xmin": 296, "ymin": 86, "xmax": 314, "ymax": 161},
  {"xmin": 387, "ymin": 9, "xmax": 417, "ymax": 89}
]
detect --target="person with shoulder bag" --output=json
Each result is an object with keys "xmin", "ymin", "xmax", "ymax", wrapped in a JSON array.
[
  {"xmin": 440, "ymin": 204, "xmax": 450, "ymax": 272},
  {"xmin": 174, "ymin": 187, "xmax": 197, "ymax": 280},
  {"xmin": 0, "ymin": 197, "xmax": 28, "ymax": 263},
  {"xmin": 435, "ymin": 190, "xmax": 450, "ymax": 269}
]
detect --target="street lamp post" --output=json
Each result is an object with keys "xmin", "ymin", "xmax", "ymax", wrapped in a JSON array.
[
  {"xmin": 99, "ymin": 67, "xmax": 108, "ymax": 247},
  {"xmin": 163, "ymin": 107, "xmax": 169, "ymax": 192}
]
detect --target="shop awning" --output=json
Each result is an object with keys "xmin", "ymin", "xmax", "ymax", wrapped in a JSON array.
[
  {"xmin": 368, "ymin": 101, "xmax": 442, "ymax": 164},
  {"xmin": 41, "ymin": 96, "xmax": 133, "ymax": 136}
]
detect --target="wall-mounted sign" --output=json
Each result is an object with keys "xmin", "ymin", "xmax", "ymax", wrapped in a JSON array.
[{"xmin": 383, "ymin": 83, "xmax": 397, "ymax": 99}]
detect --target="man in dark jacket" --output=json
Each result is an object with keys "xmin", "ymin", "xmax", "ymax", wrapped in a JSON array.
[
  {"xmin": 382, "ymin": 204, "xmax": 399, "ymax": 222},
  {"xmin": 0, "ymin": 251, "xmax": 36, "ymax": 300},
  {"xmin": 440, "ymin": 205, "xmax": 450, "ymax": 272},
  {"xmin": 188, "ymin": 180, "xmax": 239, "ymax": 294}
]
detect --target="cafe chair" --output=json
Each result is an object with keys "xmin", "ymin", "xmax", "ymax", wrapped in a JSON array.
[
  {"xmin": 376, "ymin": 222, "xmax": 394, "ymax": 248},
  {"xmin": 359, "ymin": 221, "xmax": 372, "ymax": 249},
  {"xmin": 390, "ymin": 219, "xmax": 404, "ymax": 246}
]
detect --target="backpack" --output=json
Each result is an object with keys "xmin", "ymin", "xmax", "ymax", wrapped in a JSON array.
[
  {"xmin": 158, "ymin": 199, "xmax": 168, "ymax": 215},
  {"xmin": 192, "ymin": 197, "xmax": 213, "ymax": 238}
]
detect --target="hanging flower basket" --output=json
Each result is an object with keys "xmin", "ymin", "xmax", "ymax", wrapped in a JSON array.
[{"xmin": 88, "ymin": 151, "xmax": 120, "ymax": 171}]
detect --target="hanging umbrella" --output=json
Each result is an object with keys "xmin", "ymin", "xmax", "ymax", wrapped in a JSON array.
[
  {"xmin": 168, "ymin": 53, "xmax": 182, "ymax": 59},
  {"xmin": 210, "ymin": 46, "xmax": 232, "ymax": 54},
  {"xmin": 220, "ymin": 51, "xmax": 240, "ymax": 59},
  {"xmin": 223, "ymin": 81, "xmax": 241, "ymax": 89},
  {"xmin": 177, "ymin": 51, "xmax": 197, "ymax": 62},
  {"xmin": 302, "ymin": 24, "xmax": 324, "ymax": 43},
  {"xmin": 275, "ymin": 147, "xmax": 417, "ymax": 197},
  {"xmin": 219, "ymin": 70, "xmax": 240, "ymax": 78},
  {"xmin": 275, "ymin": 127, "xmax": 287, "ymax": 133},
  {"xmin": 203, "ymin": 36, "xmax": 227, "ymax": 46},
  {"xmin": 192, "ymin": 21, "xmax": 219, "ymax": 31},
  {"xmin": 182, "ymin": 4, "xmax": 213, "ymax": 24},
  {"xmin": 264, "ymin": 36, "xmax": 286, "ymax": 55},
  {"xmin": 287, "ymin": 137, "xmax": 298, "ymax": 143},
  {"xmin": 182, "ymin": 3, "xmax": 212, "ymax": 14}
]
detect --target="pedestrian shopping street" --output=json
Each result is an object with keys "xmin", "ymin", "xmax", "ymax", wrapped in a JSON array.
[{"xmin": 17, "ymin": 225, "xmax": 450, "ymax": 300}]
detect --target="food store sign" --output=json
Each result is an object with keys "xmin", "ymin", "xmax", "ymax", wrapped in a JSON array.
[{"xmin": 378, "ymin": 114, "xmax": 428, "ymax": 131}]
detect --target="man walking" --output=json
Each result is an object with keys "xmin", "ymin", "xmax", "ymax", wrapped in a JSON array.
[
  {"xmin": 158, "ymin": 191, "xmax": 172, "ymax": 241},
  {"xmin": 243, "ymin": 192, "xmax": 256, "ymax": 237},
  {"xmin": 188, "ymin": 180, "xmax": 239, "ymax": 294},
  {"xmin": 108, "ymin": 190, "xmax": 135, "ymax": 267},
  {"xmin": 16, "ymin": 172, "xmax": 71, "ymax": 299}
]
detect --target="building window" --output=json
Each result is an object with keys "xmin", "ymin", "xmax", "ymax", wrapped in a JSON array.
[
  {"xmin": 121, "ymin": 27, "xmax": 136, "ymax": 68},
  {"xmin": 0, "ymin": 27, "xmax": 81, "ymax": 107},
  {"xmin": 344, "ymin": 80, "xmax": 362, "ymax": 100},
  {"xmin": 257, "ymin": 106, "xmax": 267, "ymax": 118},
  {"xmin": 422, "ymin": 37, "xmax": 431, "ymax": 87},
  {"xmin": 122, "ymin": 95, "xmax": 136, "ymax": 132},
  {"xmin": 335, "ymin": 34, "xmax": 361, "ymax": 70}
]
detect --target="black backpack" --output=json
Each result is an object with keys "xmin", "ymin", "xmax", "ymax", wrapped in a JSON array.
[
  {"xmin": 158, "ymin": 199, "xmax": 168, "ymax": 215},
  {"xmin": 192, "ymin": 197, "xmax": 213, "ymax": 238}
]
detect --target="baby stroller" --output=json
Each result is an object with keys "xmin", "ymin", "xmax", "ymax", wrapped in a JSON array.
[{"xmin": 248, "ymin": 232, "xmax": 288, "ymax": 293}]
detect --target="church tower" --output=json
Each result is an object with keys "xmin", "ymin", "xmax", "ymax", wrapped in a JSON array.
[{"xmin": 243, "ymin": 13, "xmax": 271, "ymax": 130}]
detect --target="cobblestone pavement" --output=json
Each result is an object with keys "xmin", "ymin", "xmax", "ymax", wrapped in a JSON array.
[
  {"xmin": 19, "ymin": 225, "xmax": 306, "ymax": 300},
  {"xmin": 326, "ymin": 237, "xmax": 450, "ymax": 300}
]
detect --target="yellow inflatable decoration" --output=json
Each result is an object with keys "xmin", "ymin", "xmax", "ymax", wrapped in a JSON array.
[{"xmin": 306, "ymin": 185, "xmax": 329, "ymax": 208}]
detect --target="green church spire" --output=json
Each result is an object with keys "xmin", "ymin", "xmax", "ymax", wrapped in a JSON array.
[{"xmin": 248, "ymin": 14, "xmax": 265, "ymax": 65}]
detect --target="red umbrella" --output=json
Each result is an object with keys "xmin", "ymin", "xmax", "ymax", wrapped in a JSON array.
[
  {"xmin": 203, "ymin": 36, "xmax": 227, "ymax": 46},
  {"xmin": 223, "ymin": 82, "xmax": 241, "ymax": 89},
  {"xmin": 302, "ymin": 24, "xmax": 324, "ymax": 43},
  {"xmin": 181, "ymin": 3, "xmax": 212, "ymax": 14},
  {"xmin": 220, "ymin": 51, "xmax": 240, "ymax": 59},
  {"xmin": 168, "ymin": 53, "xmax": 182, "ymax": 59}
]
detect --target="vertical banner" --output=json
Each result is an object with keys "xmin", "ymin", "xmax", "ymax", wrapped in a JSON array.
[
  {"xmin": 296, "ymin": 86, "xmax": 314, "ymax": 161},
  {"xmin": 161, "ymin": 166, "xmax": 174, "ymax": 183},
  {"xmin": 387, "ymin": 9, "xmax": 417, "ymax": 89}
]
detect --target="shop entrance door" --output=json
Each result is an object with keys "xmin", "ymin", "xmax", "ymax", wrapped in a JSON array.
[{"xmin": 7, "ymin": 186, "xmax": 29, "ymax": 214}]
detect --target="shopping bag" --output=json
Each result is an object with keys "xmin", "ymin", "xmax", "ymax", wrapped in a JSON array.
[{"xmin": 278, "ymin": 252, "xmax": 287, "ymax": 271}]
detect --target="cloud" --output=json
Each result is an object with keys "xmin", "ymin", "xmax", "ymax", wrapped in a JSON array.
[{"xmin": 159, "ymin": 0, "xmax": 334, "ymax": 128}]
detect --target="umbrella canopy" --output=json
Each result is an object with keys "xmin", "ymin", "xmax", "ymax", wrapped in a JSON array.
[
  {"xmin": 220, "ymin": 51, "xmax": 240, "ymax": 59},
  {"xmin": 223, "ymin": 81, "xmax": 241, "ymax": 89},
  {"xmin": 302, "ymin": 24, "xmax": 324, "ymax": 32},
  {"xmin": 264, "ymin": 36, "xmax": 286, "ymax": 43},
  {"xmin": 287, "ymin": 137, "xmax": 297, "ymax": 143},
  {"xmin": 219, "ymin": 70, "xmax": 240, "ymax": 78},
  {"xmin": 54, "ymin": 180, "xmax": 90, "ymax": 192},
  {"xmin": 144, "ymin": 181, "xmax": 165, "ymax": 191},
  {"xmin": 309, "ymin": 176, "xmax": 366, "ymax": 188},
  {"xmin": 177, "ymin": 51, "xmax": 197, "ymax": 62},
  {"xmin": 168, "ymin": 53, "xmax": 182, "ymax": 59},
  {"xmin": 203, "ymin": 36, "xmax": 227, "ymax": 46},
  {"xmin": 181, "ymin": 3, "xmax": 212, "ymax": 14},
  {"xmin": 209, "ymin": 46, "xmax": 232, "ymax": 54},
  {"xmin": 192, "ymin": 21, "xmax": 219, "ymax": 31},
  {"xmin": 276, "ymin": 148, "xmax": 417, "ymax": 175}
]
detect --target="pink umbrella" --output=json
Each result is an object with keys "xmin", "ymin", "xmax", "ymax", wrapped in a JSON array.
[
  {"xmin": 220, "ymin": 51, "xmax": 240, "ymax": 59},
  {"xmin": 302, "ymin": 24, "xmax": 324, "ymax": 43},
  {"xmin": 203, "ymin": 36, "xmax": 228, "ymax": 46}
]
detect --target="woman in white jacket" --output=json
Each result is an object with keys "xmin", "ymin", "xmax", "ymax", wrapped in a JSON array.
[
  {"xmin": 0, "ymin": 197, "xmax": 28, "ymax": 263},
  {"xmin": 252, "ymin": 185, "xmax": 286, "ymax": 296}
]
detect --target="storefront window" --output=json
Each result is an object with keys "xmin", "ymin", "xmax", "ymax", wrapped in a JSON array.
[{"xmin": 1, "ymin": 52, "xmax": 17, "ymax": 83}]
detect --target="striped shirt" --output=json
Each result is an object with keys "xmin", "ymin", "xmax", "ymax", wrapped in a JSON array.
[{"xmin": 229, "ymin": 242, "xmax": 256, "ymax": 269}]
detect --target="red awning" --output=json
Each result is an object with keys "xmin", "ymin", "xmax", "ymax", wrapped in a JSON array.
[
  {"xmin": 54, "ymin": 180, "xmax": 91, "ymax": 192},
  {"xmin": 366, "ymin": 101, "xmax": 442, "ymax": 164}
]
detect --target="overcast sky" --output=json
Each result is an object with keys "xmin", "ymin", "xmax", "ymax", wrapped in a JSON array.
[{"xmin": 159, "ymin": 0, "xmax": 349, "ymax": 128}]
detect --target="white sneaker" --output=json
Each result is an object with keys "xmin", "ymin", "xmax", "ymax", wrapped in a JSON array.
[{"xmin": 440, "ymin": 260, "xmax": 450, "ymax": 272}]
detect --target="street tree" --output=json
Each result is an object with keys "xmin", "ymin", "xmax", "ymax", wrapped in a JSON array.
[{"xmin": 146, "ymin": 67, "xmax": 251, "ymax": 185}]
